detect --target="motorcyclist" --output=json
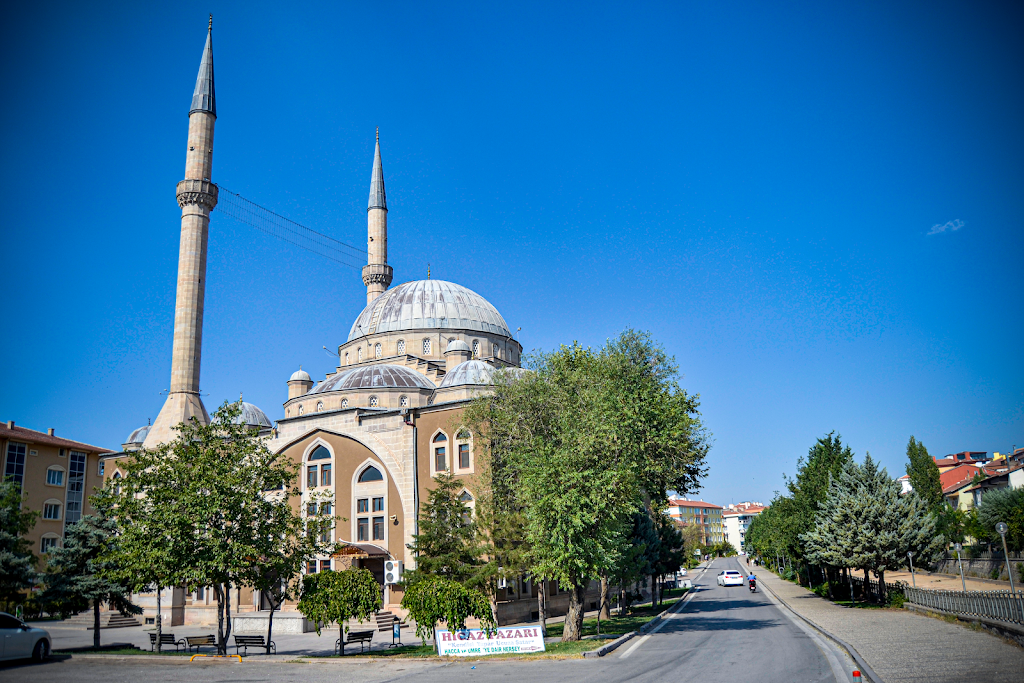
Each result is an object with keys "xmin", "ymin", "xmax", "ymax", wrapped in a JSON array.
[{"xmin": 748, "ymin": 573, "xmax": 757, "ymax": 590}]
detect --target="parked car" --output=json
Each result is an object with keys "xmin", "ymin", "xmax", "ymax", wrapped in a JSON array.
[
  {"xmin": 717, "ymin": 570, "xmax": 744, "ymax": 587},
  {"xmin": 0, "ymin": 612, "xmax": 50, "ymax": 662}
]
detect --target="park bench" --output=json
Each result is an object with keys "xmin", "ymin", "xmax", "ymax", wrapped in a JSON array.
[
  {"xmin": 233, "ymin": 634, "xmax": 275, "ymax": 656},
  {"xmin": 375, "ymin": 611, "xmax": 405, "ymax": 647},
  {"xmin": 148, "ymin": 632, "xmax": 185, "ymax": 651},
  {"xmin": 185, "ymin": 634, "xmax": 216, "ymax": 653},
  {"xmin": 335, "ymin": 629, "xmax": 374, "ymax": 655}
]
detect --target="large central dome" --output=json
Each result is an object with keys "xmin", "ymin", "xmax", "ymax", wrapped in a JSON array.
[{"xmin": 348, "ymin": 280, "xmax": 511, "ymax": 342}]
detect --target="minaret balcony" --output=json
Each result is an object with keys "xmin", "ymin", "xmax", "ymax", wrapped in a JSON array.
[
  {"xmin": 176, "ymin": 179, "xmax": 219, "ymax": 209},
  {"xmin": 362, "ymin": 263, "xmax": 394, "ymax": 288}
]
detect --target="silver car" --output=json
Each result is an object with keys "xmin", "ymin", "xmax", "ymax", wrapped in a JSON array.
[{"xmin": 0, "ymin": 612, "xmax": 50, "ymax": 662}]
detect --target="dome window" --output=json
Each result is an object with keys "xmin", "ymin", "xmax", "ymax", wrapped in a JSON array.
[
  {"xmin": 375, "ymin": 343, "xmax": 382, "ymax": 359},
  {"xmin": 369, "ymin": 396, "xmax": 379, "ymax": 408},
  {"xmin": 472, "ymin": 340, "xmax": 480, "ymax": 358},
  {"xmin": 341, "ymin": 398, "xmax": 349, "ymax": 409},
  {"xmin": 316, "ymin": 401, "xmax": 324, "ymax": 412},
  {"xmin": 400, "ymin": 395, "xmax": 408, "ymax": 407},
  {"xmin": 423, "ymin": 338, "xmax": 432, "ymax": 355},
  {"xmin": 358, "ymin": 348, "xmax": 363, "ymax": 362},
  {"xmin": 298, "ymin": 405, "xmax": 304, "ymax": 415},
  {"xmin": 397, "ymin": 339, "xmax": 406, "ymax": 354},
  {"xmin": 493, "ymin": 343, "xmax": 499, "ymax": 359},
  {"xmin": 358, "ymin": 465, "xmax": 383, "ymax": 483},
  {"xmin": 344, "ymin": 352, "xmax": 349, "ymax": 365}
]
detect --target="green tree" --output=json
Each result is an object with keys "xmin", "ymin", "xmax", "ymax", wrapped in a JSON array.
[
  {"xmin": 463, "ymin": 331, "xmax": 709, "ymax": 641},
  {"xmin": 297, "ymin": 568, "xmax": 382, "ymax": 655},
  {"xmin": 400, "ymin": 575, "xmax": 495, "ymax": 648},
  {"xmin": 905, "ymin": 437, "xmax": 942, "ymax": 512},
  {"xmin": 100, "ymin": 401, "xmax": 322, "ymax": 654},
  {"xmin": 404, "ymin": 472, "xmax": 481, "ymax": 585},
  {"xmin": 975, "ymin": 487, "xmax": 1024, "ymax": 551},
  {"xmin": 652, "ymin": 512, "xmax": 686, "ymax": 605},
  {"xmin": 783, "ymin": 433, "xmax": 855, "ymax": 562},
  {"xmin": 39, "ymin": 514, "xmax": 141, "ymax": 648},
  {"xmin": 0, "ymin": 481, "xmax": 38, "ymax": 612}
]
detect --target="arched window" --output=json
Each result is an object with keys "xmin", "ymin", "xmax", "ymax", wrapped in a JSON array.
[
  {"xmin": 298, "ymin": 405, "xmax": 304, "ymax": 415},
  {"xmin": 113, "ymin": 472, "xmax": 122, "ymax": 495},
  {"xmin": 358, "ymin": 347, "xmax": 363, "ymax": 362},
  {"xmin": 369, "ymin": 396, "xmax": 379, "ymax": 408},
  {"xmin": 341, "ymin": 398, "xmax": 349, "ymax": 409},
  {"xmin": 472, "ymin": 340, "xmax": 480, "ymax": 357},
  {"xmin": 493, "ymin": 343, "xmax": 499, "ymax": 359},
  {"xmin": 46, "ymin": 466, "xmax": 65, "ymax": 486},
  {"xmin": 459, "ymin": 491, "xmax": 474, "ymax": 503},
  {"xmin": 433, "ymin": 432, "xmax": 448, "ymax": 473},
  {"xmin": 400, "ymin": 395, "xmax": 409, "ymax": 407},
  {"xmin": 422, "ymin": 338, "xmax": 431, "ymax": 355},
  {"xmin": 358, "ymin": 465, "xmax": 383, "ymax": 483},
  {"xmin": 375, "ymin": 343, "xmax": 382, "ymax": 358},
  {"xmin": 459, "ymin": 491, "xmax": 475, "ymax": 523},
  {"xmin": 316, "ymin": 401, "xmax": 324, "ymax": 412},
  {"xmin": 42, "ymin": 500, "xmax": 62, "ymax": 520},
  {"xmin": 344, "ymin": 352, "xmax": 349, "ymax": 365},
  {"xmin": 309, "ymin": 445, "xmax": 331, "ymax": 461},
  {"xmin": 456, "ymin": 430, "xmax": 472, "ymax": 470},
  {"xmin": 40, "ymin": 534, "xmax": 59, "ymax": 554},
  {"xmin": 397, "ymin": 339, "xmax": 406, "ymax": 354}
]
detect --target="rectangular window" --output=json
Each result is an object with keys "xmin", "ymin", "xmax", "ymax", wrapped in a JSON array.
[
  {"xmin": 357, "ymin": 518, "xmax": 369, "ymax": 542},
  {"xmin": 435, "ymin": 447, "xmax": 446, "ymax": 472},
  {"xmin": 43, "ymin": 503, "xmax": 61, "ymax": 520},
  {"xmin": 98, "ymin": 461, "xmax": 105, "ymax": 477},
  {"xmin": 372, "ymin": 497, "xmax": 384, "ymax": 512},
  {"xmin": 197, "ymin": 587, "xmax": 205, "ymax": 600},
  {"xmin": 4, "ymin": 442, "xmax": 26, "ymax": 489},
  {"xmin": 321, "ymin": 463, "xmax": 332, "ymax": 486},
  {"xmin": 40, "ymin": 537, "xmax": 58, "ymax": 553},
  {"xmin": 307, "ymin": 502, "xmax": 317, "ymax": 516},
  {"xmin": 307, "ymin": 560, "xmax": 317, "ymax": 574},
  {"xmin": 373, "ymin": 516, "xmax": 385, "ymax": 541},
  {"xmin": 46, "ymin": 469, "xmax": 64, "ymax": 486},
  {"xmin": 307, "ymin": 465, "xmax": 317, "ymax": 488},
  {"xmin": 64, "ymin": 452, "xmax": 86, "ymax": 531},
  {"xmin": 357, "ymin": 498, "xmax": 369, "ymax": 513},
  {"xmin": 320, "ymin": 559, "xmax": 331, "ymax": 572},
  {"xmin": 459, "ymin": 444, "xmax": 470, "ymax": 469}
]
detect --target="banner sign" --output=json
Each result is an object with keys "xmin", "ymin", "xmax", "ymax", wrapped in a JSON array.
[{"xmin": 435, "ymin": 625, "xmax": 546, "ymax": 656}]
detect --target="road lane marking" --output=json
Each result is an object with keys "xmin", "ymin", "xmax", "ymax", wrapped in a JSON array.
[{"xmin": 618, "ymin": 585, "xmax": 701, "ymax": 659}]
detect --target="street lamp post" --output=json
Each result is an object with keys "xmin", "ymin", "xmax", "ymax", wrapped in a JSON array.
[
  {"xmin": 907, "ymin": 551, "xmax": 916, "ymax": 588},
  {"xmin": 954, "ymin": 543, "xmax": 966, "ymax": 593},
  {"xmin": 996, "ymin": 522, "xmax": 1015, "ymax": 593}
]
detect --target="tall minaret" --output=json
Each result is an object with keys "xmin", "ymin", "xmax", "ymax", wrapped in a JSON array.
[
  {"xmin": 144, "ymin": 17, "xmax": 219, "ymax": 448},
  {"xmin": 362, "ymin": 129, "xmax": 392, "ymax": 304}
]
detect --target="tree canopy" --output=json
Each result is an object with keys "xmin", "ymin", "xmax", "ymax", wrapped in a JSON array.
[{"xmin": 0, "ymin": 481, "xmax": 38, "ymax": 612}]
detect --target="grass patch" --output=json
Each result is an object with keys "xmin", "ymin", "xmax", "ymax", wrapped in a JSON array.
[
  {"xmin": 543, "ymin": 593, "xmax": 685, "ymax": 640},
  {"xmin": 829, "ymin": 600, "xmax": 889, "ymax": 610},
  {"xmin": 56, "ymin": 646, "xmax": 191, "ymax": 656}
]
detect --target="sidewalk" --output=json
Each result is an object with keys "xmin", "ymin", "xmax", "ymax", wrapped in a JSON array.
[{"xmin": 745, "ymin": 559, "xmax": 1024, "ymax": 683}]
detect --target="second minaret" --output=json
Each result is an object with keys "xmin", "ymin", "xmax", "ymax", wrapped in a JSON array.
[{"xmin": 363, "ymin": 130, "xmax": 392, "ymax": 304}]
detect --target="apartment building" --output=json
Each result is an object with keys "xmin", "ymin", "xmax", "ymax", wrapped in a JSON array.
[
  {"xmin": 667, "ymin": 498, "xmax": 724, "ymax": 545},
  {"xmin": 722, "ymin": 501, "xmax": 765, "ymax": 553}
]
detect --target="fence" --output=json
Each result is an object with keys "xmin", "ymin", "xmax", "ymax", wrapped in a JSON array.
[
  {"xmin": 904, "ymin": 586, "xmax": 1024, "ymax": 625},
  {"xmin": 849, "ymin": 574, "xmax": 905, "ymax": 604}
]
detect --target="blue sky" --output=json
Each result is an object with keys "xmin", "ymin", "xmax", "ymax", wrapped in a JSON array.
[{"xmin": 1, "ymin": 1, "xmax": 1021, "ymax": 506}]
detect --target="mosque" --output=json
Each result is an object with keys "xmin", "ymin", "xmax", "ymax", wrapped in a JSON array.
[{"xmin": 103, "ymin": 19, "xmax": 582, "ymax": 628}]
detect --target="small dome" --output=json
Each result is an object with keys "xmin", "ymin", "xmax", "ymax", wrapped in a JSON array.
[
  {"xmin": 439, "ymin": 360, "xmax": 495, "ymax": 388},
  {"xmin": 290, "ymin": 367, "xmax": 311, "ymax": 382},
  {"xmin": 446, "ymin": 339, "xmax": 471, "ymax": 353},
  {"xmin": 348, "ymin": 280, "xmax": 512, "ymax": 342},
  {"xmin": 216, "ymin": 402, "xmax": 274, "ymax": 429},
  {"xmin": 310, "ymin": 364, "xmax": 436, "ymax": 394},
  {"xmin": 125, "ymin": 424, "xmax": 151, "ymax": 445}
]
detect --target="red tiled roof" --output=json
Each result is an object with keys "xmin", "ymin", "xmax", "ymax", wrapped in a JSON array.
[
  {"xmin": 668, "ymin": 498, "xmax": 723, "ymax": 510},
  {"xmin": 941, "ymin": 464, "xmax": 982, "ymax": 494},
  {"xmin": 0, "ymin": 422, "xmax": 112, "ymax": 454}
]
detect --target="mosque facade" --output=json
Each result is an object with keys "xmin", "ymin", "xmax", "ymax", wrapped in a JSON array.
[{"xmin": 103, "ymin": 20, "xmax": 591, "ymax": 627}]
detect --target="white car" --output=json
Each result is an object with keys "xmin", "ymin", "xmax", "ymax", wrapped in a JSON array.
[
  {"xmin": 0, "ymin": 612, "xmax": 51, "ymax": 662},
  {"xmin": 717, "ymin": 570, "xmax": 744, "ymax": 587}
]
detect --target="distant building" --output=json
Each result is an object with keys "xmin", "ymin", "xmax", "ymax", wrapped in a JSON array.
[
  {"xmin": 722, "ymin": 502, "xmax": 765, "ymax": 553},
  {"xmin": 667, "ymin": 498, "xmax": 724, "ymax": 545},
  {"xmin": 934, "ymin": 452, "xmax": 989, "ymax": 472},
  {"xmin": 1, "ymin": 420, "xmax": 112, "ymax": 557}
]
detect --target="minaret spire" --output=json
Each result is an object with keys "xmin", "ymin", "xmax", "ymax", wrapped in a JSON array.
[
  {"xmin": 363, "ymin": 130, "xmax": 393, "ymax": 304},
  {"xmin": 144, "ymin": 18, "xmax": 220, "ymax": 449}
]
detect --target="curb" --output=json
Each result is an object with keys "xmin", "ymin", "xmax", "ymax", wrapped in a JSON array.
[
  {"xmin": 754, "ymin": 567, "xmax": 883, "ymax": 683},
  {"xmin": 582, "ymin": 630, "xmax": 636, "ymax": 658}
]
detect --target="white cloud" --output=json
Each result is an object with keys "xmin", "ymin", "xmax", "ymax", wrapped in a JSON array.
[{"xmin": 927, "ymin": 219, "xmax": 964, "ymax": 236}]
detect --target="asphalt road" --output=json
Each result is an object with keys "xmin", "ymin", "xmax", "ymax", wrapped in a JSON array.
[{"xmin": 1, "ymin": 558, "xmax": 854, "ymax": 683}]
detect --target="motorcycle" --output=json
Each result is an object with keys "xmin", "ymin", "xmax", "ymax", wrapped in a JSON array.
[{"xmin": 748, "ymin": 577, "xmax": 757, "ymax": 593}]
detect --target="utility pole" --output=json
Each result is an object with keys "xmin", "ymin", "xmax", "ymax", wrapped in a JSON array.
[
  {"xmin": 997, "ymin": 522, "xmax": 1016, "ymax": 593},
  {"xmin": 954, "ymin": 543, "xmax": 967, "ymax": 592},
  {"xmin": 907, "ymin": 551, "xmax": 916, "ymax": 588}
]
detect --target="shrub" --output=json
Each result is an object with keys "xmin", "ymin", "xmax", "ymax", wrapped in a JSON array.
[
  {"xmin": 990, "ymin": 565, "xmax": 1003, "ymax": 580},
  {"xmin": 888, "ymin": 591, "xmax": 906, "ymax": 608}
]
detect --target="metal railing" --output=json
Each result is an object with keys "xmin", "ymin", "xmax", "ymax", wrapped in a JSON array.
[{"xmin": 904, "ymin": 586, "xmax": 1024, "ymax": 625}]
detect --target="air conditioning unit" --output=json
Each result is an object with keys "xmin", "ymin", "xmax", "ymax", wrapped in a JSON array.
[{"xmin": 384, "ymin": 560, "xmax": 403, "ymax": 585}]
